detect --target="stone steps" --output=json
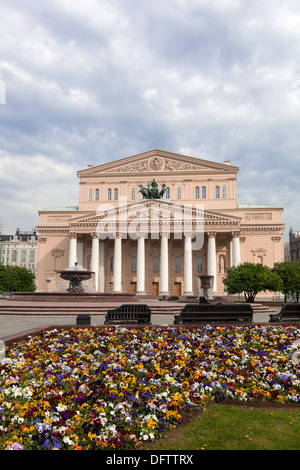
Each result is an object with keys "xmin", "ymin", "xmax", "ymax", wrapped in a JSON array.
[
  {"xmin": 0, "ymin": 303, "xmax": 182, "ymax": 316},
  {"xmin": 0, "ymin": 301, "xmax": 277, "ymax": 316}
]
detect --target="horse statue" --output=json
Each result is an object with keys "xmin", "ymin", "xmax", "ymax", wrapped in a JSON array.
[{"xmin": 138, "ymin": 180, "xmax": 166, "ymax": 199}]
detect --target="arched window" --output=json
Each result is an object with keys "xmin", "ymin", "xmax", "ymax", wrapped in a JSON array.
[
  {"xmin": 95, "ymin": 188, "xmax": 99, "ymax": 201},
  {"xmin": 222, "ymin": 186, "xmax": 226, "ymax": 198},
  {"xmin": 108, "ymin": 188, "xmax": 112, "ymax": 201},
  {"xmin": 215, "ymin": 186, "xmax": 220, "ymax": 198},
  {"xmin": 30, "ymin": 250, "xmax": 35, "ymax": 262},
  {"xmin": 165, "ymin": 187, "xmax": 170, "ymax": 199},
  {"xmin": 153, "ymin": 256, "xmax": 159, "ymax": 272},
  {"xmin": 177, "ymin": 187, "xmax": 181, "ymax": 199},
  {"xmin": 21, "ymin": 250, "xmax": 26, "ymax": 262},
  {"xmin": 131, "ymin": 188, "xmax": 135, "ymax": 200},
  {"xmin": 195, "ymin": 186, "xmax": 199, "ymax": 199},
  {"xmin": 12, "ymin": 249, "xmax": 17, "ymax": 262},
  {"xmin": 131, "ymin": 256, "xmax": 137, "ymax": 272},
  {"xmin": 114, "ymin": 188, "xmax": 118, "ymax": 200},
  {"xmin": 202, "ymin": 186, "xmax": 206, "ymax": 199}
]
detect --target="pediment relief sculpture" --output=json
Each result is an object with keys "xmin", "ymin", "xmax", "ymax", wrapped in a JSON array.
[{"xmin": 105, "ymin": 156, "xmax": 211, "ymax": 173}]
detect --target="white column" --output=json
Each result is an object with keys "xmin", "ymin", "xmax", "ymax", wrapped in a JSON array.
[
  {"xmin": 232, "ymin": 232, "xmax": 241, "ymax": 266},
  {"xmin": 91, "ymin": 235, "xmax": 99, "ymax": 292},
  {"xmin": 183, "ymin": 234, "xmax": 193, "ymax": 295},
  {"xmin": 68, "ymin": 234, "xmax": 77, "ymax": 268},
  {"xmin": 207, "ymin": 232, "xmax": 217, "ymax": 294},
  {"xmin": 77, "ymin": 238, "xmax": 83, "ymax": 267},
  {"xmin": 113, "ymin": 236, "xmax": 122, "ymax": 292},
  {"xmin": 137, "ymin": 235, "xmax": 145, "ymax": 294},
  {"xmin": 160, "ymin": 234, "xmax": 169, "ymax": 294},
  {"xmin": 99, "ymin": 240, "xmax": 105, "ymax": 293}
]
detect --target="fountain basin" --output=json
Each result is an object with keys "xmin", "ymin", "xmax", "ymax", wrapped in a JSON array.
[{"xmin": 57, "ymin": 267, "xmax": 94, "ymax": 293}]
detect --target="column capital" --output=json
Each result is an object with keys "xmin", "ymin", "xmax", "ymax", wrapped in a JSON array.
[
  {"xmin": 231, "ymin": 231, "xmax": 240, "ymax": 238},
  {"xmin": 91, "ymin": 233, "xmax": 99, "ymax": 239},
  {"xmin": 69, "ymin": 233, "xmax": 77, "ymax": 239},
  {"xmin": 207, "ymin": 231, "xmax": 217, "ymax": 238}
]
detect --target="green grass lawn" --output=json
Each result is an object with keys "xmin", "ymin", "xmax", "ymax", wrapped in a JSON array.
[{"xmin": 143, "ymin": 404, "xmax": 300, "ymax": 451}]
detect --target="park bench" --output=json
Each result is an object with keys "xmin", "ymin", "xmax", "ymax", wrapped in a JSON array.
[
  {"xmin": 174, "ymin": 303, "xmax": 253, "ymax": 324},
  {"xmin": 269, "ymin": 303, "xmax": 300, "ymax": 322},
  {"xmin": 104, "ymin": 304, "xmax": 152, "ymax": 325}
]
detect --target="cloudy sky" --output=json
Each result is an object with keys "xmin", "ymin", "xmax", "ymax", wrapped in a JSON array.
[{"xmin": 0, "ymin": 0, "xmax": 300, "ymax": 241}]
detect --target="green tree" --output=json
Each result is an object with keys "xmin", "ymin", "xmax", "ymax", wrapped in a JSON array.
[
  {"xmin": 272, "ymin": 261, "xmax": 300, "ymax": 302},
  {"xmin": 223, "ymin": 262, "xmax": 282, "ymax": 303},
  {"xmin": 0, "ymin": 264, "xmax": 36, "ymax": 292}
]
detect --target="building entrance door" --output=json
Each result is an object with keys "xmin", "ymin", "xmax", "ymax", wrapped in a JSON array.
[
  {"xmin": 152, "ymin": 282, "xmax": 159, "ymax": 295},
  {"xmin": 174, "ymin": 282, "xmax": 181, "ymax": 296},
  {"xmin": 130, "ymin": 282, "xmax": 137, "ymax": 294}
]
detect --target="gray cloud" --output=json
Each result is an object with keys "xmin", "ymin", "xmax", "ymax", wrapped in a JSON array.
[{"xmin": 0, "ymin": 0, "xmax": 299, "ymax": 239}]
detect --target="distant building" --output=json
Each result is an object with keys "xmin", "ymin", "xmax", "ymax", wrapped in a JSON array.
[
  {"xmin": 289, "ymin": 228, "xmax": 300, "ymax": 261},
  {"xmin": 284, "ymin": 242, "xmax": 291, "ymax": 261},
  {"xmin": 0, "ymin": 228, "xmax": 38, "ymax": 272}
]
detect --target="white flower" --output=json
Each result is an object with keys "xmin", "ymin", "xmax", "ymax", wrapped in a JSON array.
[
  {"xmin": 57, "ymin": 403, "xmax": 67, "ymax": 412},
  {"xmin": 63, "ymin": 436, "xmax": 74, "ymax": 446}
]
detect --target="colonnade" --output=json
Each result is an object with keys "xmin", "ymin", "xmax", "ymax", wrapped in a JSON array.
[{"xmin": 68, "ymin": 231, "xmax": 241, "ymax": 295}]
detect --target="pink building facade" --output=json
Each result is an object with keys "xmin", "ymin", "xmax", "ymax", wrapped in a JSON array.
[{"xmin": 36, "ymin": 150, "xmax": 284, "ymax": 295}]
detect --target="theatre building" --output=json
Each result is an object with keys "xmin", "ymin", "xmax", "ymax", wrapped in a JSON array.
[{"xmin": 36, "ymin": 149, "xmax": 284, "ymax": 296}]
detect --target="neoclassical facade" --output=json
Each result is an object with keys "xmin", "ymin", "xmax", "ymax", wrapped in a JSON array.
[{"xmin": 36, "ymin": 150, "xmax": 284, "ymax": 295}]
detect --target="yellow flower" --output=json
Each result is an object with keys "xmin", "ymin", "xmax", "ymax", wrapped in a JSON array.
[{"xmin": 88, "ymin": 431, "xmax": 96, "ymax": 441}]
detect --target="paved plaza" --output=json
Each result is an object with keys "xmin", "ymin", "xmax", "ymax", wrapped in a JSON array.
[{"xmin": 0, "ymin": 298, "xmax": 278, "ymax": 339}]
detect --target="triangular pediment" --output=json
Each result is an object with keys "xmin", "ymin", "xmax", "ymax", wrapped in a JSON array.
[
  {"xmin": 69, "ymin": 200, "xmax": 241, "ymax": 232},
  {"xmin": 77, "ymin": 149, "xmax": 239, "ymax": 178}
]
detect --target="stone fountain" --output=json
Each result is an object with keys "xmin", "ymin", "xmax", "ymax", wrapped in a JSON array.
[
  {"xmin": 57, "ymin": 261, "xmax": 94, "ymax": 293},
  {"xmin": 198, "ymin": 275, "xmax": 214, "ymax": 301}
]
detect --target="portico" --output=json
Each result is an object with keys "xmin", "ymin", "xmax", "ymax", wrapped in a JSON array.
[{"xmin": 65, "ymin": 221, "xmax": 241, "ymax": 296}]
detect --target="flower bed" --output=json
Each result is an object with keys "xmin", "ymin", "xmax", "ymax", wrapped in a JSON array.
[{"xmin": 1, "ymin": 324, "xmax": 300, "ymax": 450}]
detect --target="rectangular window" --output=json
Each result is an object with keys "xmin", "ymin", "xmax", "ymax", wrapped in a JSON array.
[
  {"xmin": 197, "ymin": 256, "xmax": 203, "ymax": 272},
  {"xmin": 95, "ymin": 189, "xmax": 99, "ymax": 200},
  {"xmin": 153, "ymin": 256, "xmax": 159, "ymax": 272},
  {"xmin": 222, "ymin": 186, "xmax": 226, "ymax": 198},
  {"xmin": 131, "ymin": 256, "xmax": 136, "ymax": 272},
  {"xmin": 175, "ymin": 256, "xmax": 181, "ymax": 272},
  {"xmin": 89, "ymin": 189, "xmax": 93, "ymax": 201},
  {"xmin": 177, "ymin": 187, "xmax": 181, "ymax": 199}
]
